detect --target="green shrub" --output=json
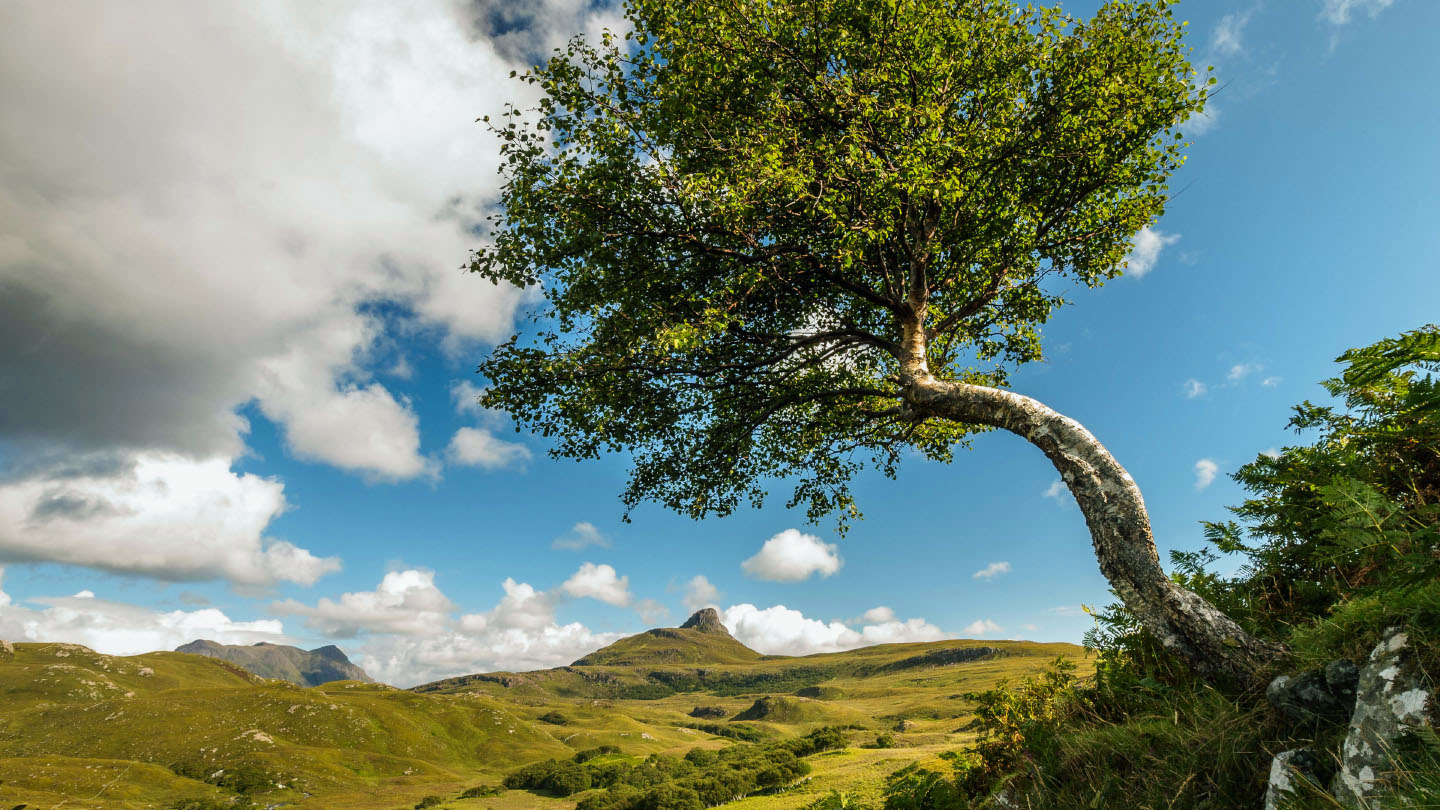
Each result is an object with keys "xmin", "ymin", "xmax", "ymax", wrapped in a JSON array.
[
  {"xmin": 679, "ymin": 722, "xmax": 764, "ymax": 741},
  {"xmin": 458, "ymin": 785, "xmax": 502, "ymax": 799},
  {"xmin": 638, "ymin": 783, "xmax": 702, "ymax": 810},
  {"xmin": 575, "ymin": 744, "xmax": 622, "ymax": 763},
  {"xmin": 503, "ymin": 759, "xmax": 593, "ymax": 796},
  {"xmin": 538, "ymin": 711, "xmax": 568, "ymax": 725},
  {"xmin": 414, "ymin": 797, "xmax": 443, "ymax": 809}
]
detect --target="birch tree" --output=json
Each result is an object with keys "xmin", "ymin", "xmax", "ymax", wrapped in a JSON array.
[{"xmin": 470, "ymin": 0, "xmax": 1285, "ymax": 682}]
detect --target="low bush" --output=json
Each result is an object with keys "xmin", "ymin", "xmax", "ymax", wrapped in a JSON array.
[{"xmin": 512, "ymin": 727, "xmax": 846, "ymax": 809}]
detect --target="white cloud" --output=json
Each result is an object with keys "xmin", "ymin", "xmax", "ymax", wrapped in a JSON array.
[
  {"xmin": 0, "ymin": 1, "xmax": 538, "ymax": 481},
  {"xmin": 0, "ymin": 572, "xmax": 288, "ymax": 655},
  {"xmin": 1319, "ymin": 0, "xmax": 1394, "ymax": 25},
  {"xmin": 1262, "ymin": 447, "xmax": 1283, "ymax": 459},
  {"xmin": 1211, "ymin": 11, "xmax": 1253, "ymax": 57},
  {"xmin": 552, "ymin": 522, "xmax": 610, "ymax": 551},
  {"xmin": 1123, "ymin": 227, "xmax": 1181, "ymax": 278},
  {"xmin": 560, "ymin": 562, "xmax": 632, "ymax": 607},
  {"xmin": 0, "ymin": 0, "xmax": 633, "ymax": 584},
  {"xmin": 1042, "ymin": 479, "xmax": 1070, "ymax": 507},
  {"xmin": 277, "ymin": 572, "xmax": 626, "ymax": 686},
  {"xmin": 0, "ymin": 454, "xmax": 339, "ymax": 586},
  {"xmin": 359, "ymin": 620, "xmax": 624, "ymax": 687},
  {"xmin": 446, "ymin": 427, "xmax": 531, "ymax": 471},
  {"xmin": 972, "ymin": 561, "xmax": 1012, "ymax": 581},
  {"xmin": 1020, "ymin": 623, "xmax": 1039, "ymax": 633},
  {"xmin": 271, "ymin": 569, "xmax": 454, "ymax": 637},
  {"xmin": 962, "ymin": 618, "xmax": 1004, "ymax": 636},
  {"xmin": 681, "ymin": 575, "xmax": 722, "ymax": 612},
  {"xmin": 1048, "ymin": 605, "xmax": 1088, "ymax": 617},
  {"xmin": 741, "ymin": 529, "xmax": 843, "ymax": 582},
  {"xmin": 447, "ymin": 378, "xmax": 530, "ymax": 472},
  {"xmin": 1227, "ymin": 362, "xmax": 1263, "ymax": 381},
  {"xmin": 860, "ymin": 606, "xmax": 896, "ymax": 624},
  {"xmin": 1262, "ymin": 376, "xmax": 1282, "ymax": 387},
  {"xmin": 633, "ymin": 598, "xmax": 669, "ymax": 624},
  {"xmin": 1184, "ymin": 379, "xmax": 1208, "ymax": 399},
  {"xmin": 720, "ymin": 603, "xmax": 948, "ymax": 656},
  {"xmin": 450, "ymin": 381, "xmax": 489, "ymax": 417},
  {"xmin": 1195, "ymin": 458, "xmax": 1220, "ymax": 490}
]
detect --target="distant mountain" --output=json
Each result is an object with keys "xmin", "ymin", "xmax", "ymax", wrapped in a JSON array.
[
  {"xmin": 175, "ymin": 639, "xmax": 373, "ymax": 686},
  {"xmin": 572, "ymin": 608, "xmax": 764, "ymax": 666}
]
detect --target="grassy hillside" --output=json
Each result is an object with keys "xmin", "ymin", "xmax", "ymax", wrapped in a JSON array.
[
  {"xmin": 0, "ymin": 642, "xmax": 570, "ymax": 809},
  {"xmin": 0, "ymin": 636, "xmax": 1087, "ymax": 810},
  {"xmin": 573, "ymin": 627, "xmax": 763, "ymax": 667}
]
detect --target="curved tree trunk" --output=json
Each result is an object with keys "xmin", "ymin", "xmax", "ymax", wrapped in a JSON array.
[{"xmin": 901, "ymin": 373, "xmax": 1286, "ymax": 684}]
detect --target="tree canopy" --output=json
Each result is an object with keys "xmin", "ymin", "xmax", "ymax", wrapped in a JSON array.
[{"xmin": 472, "ymin": 0, "xmax": 1209, "ymax": 527}]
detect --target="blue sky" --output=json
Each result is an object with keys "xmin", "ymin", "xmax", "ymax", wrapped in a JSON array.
[{"xmin": 1, "ymin": 0, "xmax": 1435, "ymax": 687}]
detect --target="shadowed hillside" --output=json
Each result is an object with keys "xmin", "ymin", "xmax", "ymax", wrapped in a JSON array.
[{"xmin": 175, "ymin": 639, "xmax": 373, "ymax": 686}]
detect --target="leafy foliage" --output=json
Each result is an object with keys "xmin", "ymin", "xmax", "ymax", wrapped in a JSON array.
[
  {"xmin": 472, "ymin": 0, "xmax": 1208, "ymax": 527},
  {"xmin": 1204, "ymin": 324, "xmax": 1440, "ymax": 641}
]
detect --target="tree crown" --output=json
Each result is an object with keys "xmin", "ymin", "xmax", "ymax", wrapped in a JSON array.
[{"xmin": 472, "ymin": 0, "xmax": 1208, "ymax": 526}]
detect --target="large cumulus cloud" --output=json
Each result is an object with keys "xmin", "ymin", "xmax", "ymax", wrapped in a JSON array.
[{"xmin": 0, "ymin": 0, "xmax": 613, "ymax": 583}]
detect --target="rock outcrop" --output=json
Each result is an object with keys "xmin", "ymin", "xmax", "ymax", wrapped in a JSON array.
[
  {"xmin": 1268, "ymin": 660, "xmax": 1358, "ymax": 727},
  {"xmin": 680, "ymin": 607, "xmax": 728, "ymax": 634},
  {"xmin": 1331, "ymin": 628, "xmax": 1435, "ymax": 806}
]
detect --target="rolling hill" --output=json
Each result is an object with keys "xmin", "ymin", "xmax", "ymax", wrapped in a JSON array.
[
  {"xmin": 572, "ymin": 608, "xmax": 763, "ymax": 666},
  {"xmin": 0, "ymin": 611, "xmax": 1089, "ymax": 810}
]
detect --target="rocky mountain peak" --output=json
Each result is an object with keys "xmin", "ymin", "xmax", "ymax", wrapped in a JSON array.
[{"xmin": 680, "ymin": 607, "xmax": 727, "ymax": 635}]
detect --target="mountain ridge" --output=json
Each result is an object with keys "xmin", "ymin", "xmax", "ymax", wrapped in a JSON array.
[{"xmin": 174, "ymin": 638, "xmax": 373, "ymax": 686}]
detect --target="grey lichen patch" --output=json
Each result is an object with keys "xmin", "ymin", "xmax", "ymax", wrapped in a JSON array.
[
  {"xmin": 1265, "ymin": 748, "xmax": 1322, "ymax": 810},
  {"xmin": 1332, "ymin": 628, "xmax": 1436, "ymax": 807}
]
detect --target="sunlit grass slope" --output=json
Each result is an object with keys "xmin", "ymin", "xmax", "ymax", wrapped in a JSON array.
[
  {"xmin": 0, "ymin": 642, "xmax": 567, "ymax": 809},
  {"xmin": 1, "ymin": 634, "xmax": 1087, "ymax": 809}
]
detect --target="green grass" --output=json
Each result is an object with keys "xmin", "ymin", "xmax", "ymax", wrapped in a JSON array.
[{"xmin": 1, "ymin": 637, "xmax": 1087, "ymax": 809}]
